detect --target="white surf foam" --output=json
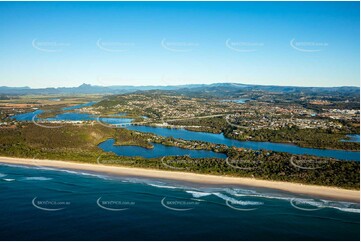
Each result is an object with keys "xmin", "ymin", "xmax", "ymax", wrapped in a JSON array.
[
  {"xmin": 24, "ymin": 177, "xmax": 53, "ymax": 181},
  {"xmin": 188, "ymin": 187, "xmax": 359, "ymax": 213},
  {"xmin": 186, "ymin": 191, "xmax": 212, "ymax": 198},
  {"xmin": 333, "ymin": 207, "xmax": 360, "ymax": 213},
  {"xmin": 213, "ymin": 192, "xmax": 263, "ymax": 206},
  {"xmin": 0, "ymin": 162, "xmax": 110, "ymax": 180},
  {"xmin": 2, "ymin": 178, "xmax": 15, "ymax": 182},
  {"xmin": 148, "ymin": 183, "xmax": 181, "ymax": 189}
]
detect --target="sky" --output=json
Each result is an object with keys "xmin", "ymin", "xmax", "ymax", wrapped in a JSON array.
[{"xmin": 0, "ymin": 1, "xmax": 359, "ymax": 88}]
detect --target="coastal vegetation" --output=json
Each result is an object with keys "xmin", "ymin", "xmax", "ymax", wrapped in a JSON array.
[
  {"xmin": 0, "ymin": 123, "xmax": 359, "ymax": 189},
  {"xmin": 225, "ymin": 127, "xmax": 360, "ymax": 151}
]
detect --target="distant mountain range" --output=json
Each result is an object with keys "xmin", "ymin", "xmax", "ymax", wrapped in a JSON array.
[{"xmin": 0, "ymin": 83, "xmax": 359, "ymax": 95}]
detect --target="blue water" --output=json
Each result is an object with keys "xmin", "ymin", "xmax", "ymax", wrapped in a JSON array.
[
  {"xmin": 105, "ymin": 112, "xmax": 127, "ymax": 116},
  {"xmin": 46, "ymin": 112, "xmax": 95, "ymax": 121},
  {"xmin": 62, "ymin": 101, "xmax": 97, "ymax": 111},
  {"xmin": 11, "ymin": 110, "xmax": 43, "ymax": 121},
  {"xmin": 99, "ymin": 117, "xmax": 133, "ymax": 125},
  {"xmin": 0, "ymin": 163, "xmax": 359, "ymax": 240},
  {"xmin": 98, "ymin": 139, "xmax": 227, "ymax": 159},
  {"xmin": 10, "ymin": 101, "xmax": 99, "ymax": 121},
  {"xmin": 341, "ymin": 134, "xmax": 360, "ymax": 143},
  {"xmin": 11, "ymin": 110, "xmax": 133, "ymax": 124},
  {"xmin": 126, "ymin": 126, "xmax": 360, "ymax": 161},
  {"xmin": 221, "ymin": 99, "xmax": 250, "ymax": 104}
]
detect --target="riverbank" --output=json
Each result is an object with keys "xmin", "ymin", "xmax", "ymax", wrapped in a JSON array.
[{"xmin": 0, "ymin": 156, "xmax": 359, "ymax": 202}]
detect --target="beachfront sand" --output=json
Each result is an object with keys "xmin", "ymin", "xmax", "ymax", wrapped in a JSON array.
[{"xmin": 0, "ymin": 156, "xmax": 359, "ymax": 202}]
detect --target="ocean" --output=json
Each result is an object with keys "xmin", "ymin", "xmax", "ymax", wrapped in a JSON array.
[{"xmin": 0, "ymin": 162, "xmax": 359, "ymax": 241}]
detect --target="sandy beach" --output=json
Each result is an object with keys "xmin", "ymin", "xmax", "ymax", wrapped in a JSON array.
[{"xmin": 0, "ymin": 156, "xmax": 359, "ymax": 202}]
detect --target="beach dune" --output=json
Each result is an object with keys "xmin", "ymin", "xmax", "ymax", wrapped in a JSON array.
[{"xmin": 0, "ymin": 156, "xmax": 359, "ymax": 202}]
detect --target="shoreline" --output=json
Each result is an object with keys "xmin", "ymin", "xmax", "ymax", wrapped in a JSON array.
[{"xmin": 0, "ymin": 156, "xmax": 359, "ymax": 203}]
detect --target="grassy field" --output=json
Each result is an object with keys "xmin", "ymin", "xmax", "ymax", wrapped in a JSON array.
[{"xmin": 0, "ymin": 94, "xmax": 103, "ymax": 109}]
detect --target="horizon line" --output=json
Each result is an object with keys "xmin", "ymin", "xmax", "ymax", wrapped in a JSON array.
[
  {"xmin": 1, "ymin": 83, "xmax": 360, "ymax": 89},
  {"xmin": 1, "ymin": 82, "xmax": 360, "ymax": 89}
]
